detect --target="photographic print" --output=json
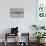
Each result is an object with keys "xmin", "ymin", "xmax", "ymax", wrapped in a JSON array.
[{"xmin": 10, "ymin": 8, "xmax": 24, "ymax": 18}]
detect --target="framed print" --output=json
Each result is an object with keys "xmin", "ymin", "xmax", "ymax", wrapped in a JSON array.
[
  {"xmin": 10, "ymin": 8, "xmax": 24, "ymax": 18},
  {"xmin": 36, "ymin": 0, "xmax": 46, "ymax": 26}
]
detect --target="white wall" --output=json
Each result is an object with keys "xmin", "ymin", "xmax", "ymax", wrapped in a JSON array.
[{"xmin": 0, "ymin": 0, "xmax": 36, "ymax": 42}]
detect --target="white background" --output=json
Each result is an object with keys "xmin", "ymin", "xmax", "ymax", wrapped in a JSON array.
[{"xmin": 0, "ymin": 0, "xmax": 36, "ymax": 42}]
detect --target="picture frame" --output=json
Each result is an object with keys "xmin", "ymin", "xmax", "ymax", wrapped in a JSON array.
[{"xmin": 10, "ymin": 8, "xmax": 24, "ymax": 18}]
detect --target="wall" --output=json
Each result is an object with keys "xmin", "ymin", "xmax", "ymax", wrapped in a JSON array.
[{"xmin": 0, "ymin": 0, "xmax": 36, "ymax": 42}]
